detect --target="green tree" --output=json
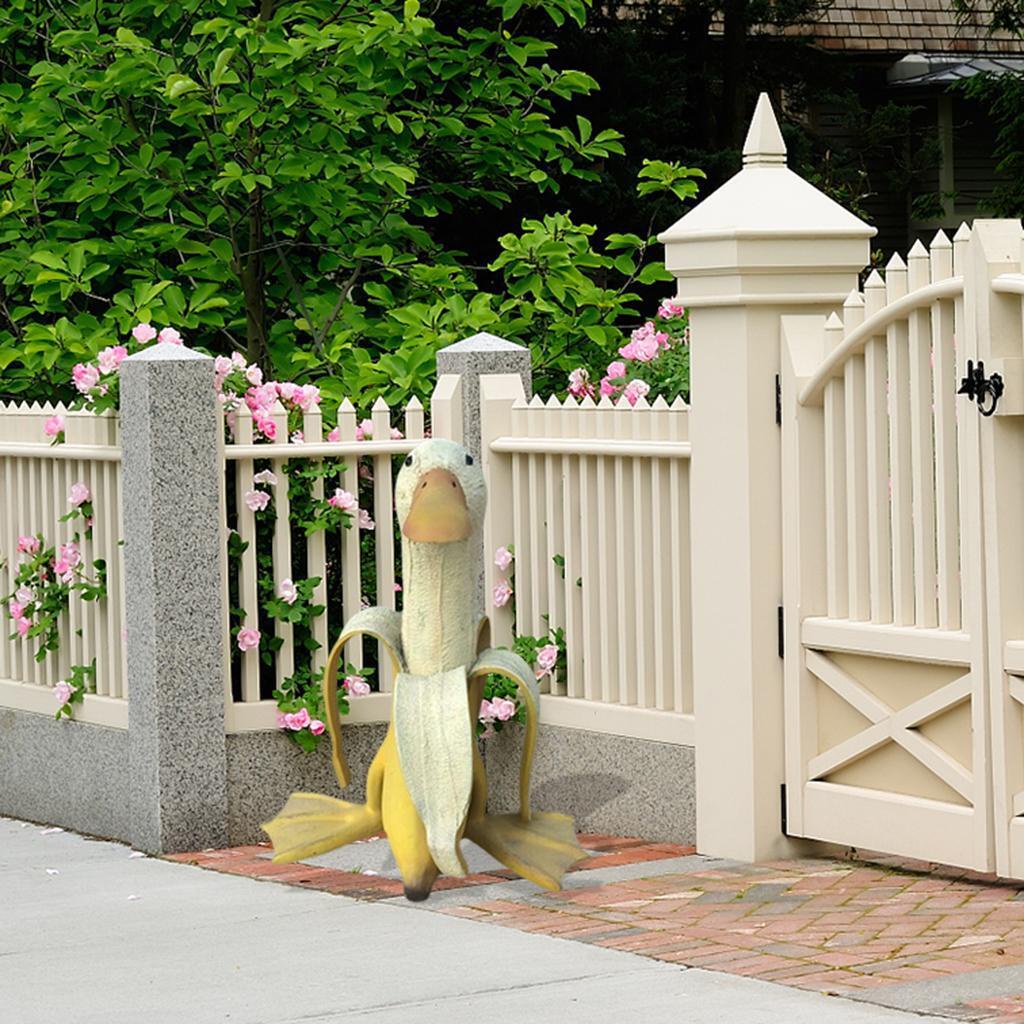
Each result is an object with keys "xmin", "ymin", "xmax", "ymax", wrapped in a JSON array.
[{"xmin": 0, "ymin": 0, "xmax": 699, "ymax": 404}]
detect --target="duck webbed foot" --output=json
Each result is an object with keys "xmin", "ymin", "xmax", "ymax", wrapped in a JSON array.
[
  {"xmin": 262, "ymin": 792, "xmax": 382, "ymax": 864},
  {"xmin": 466, "ymin": 811, "xmax": 586, "ymax": 891}
]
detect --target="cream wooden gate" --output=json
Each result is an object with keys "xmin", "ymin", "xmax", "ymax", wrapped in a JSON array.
[{"xmin": 781, "ymin": 220, "xmax": 1024, "ymax": 876}]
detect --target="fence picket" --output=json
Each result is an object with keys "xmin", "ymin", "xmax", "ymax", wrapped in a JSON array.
[
  {"xmin": 232, "ymin": 406, "xmax": 262, "ymax": 703},
  {"xmin": 303, "ymin": 408, "xmax": 329, "ymax": 682},
  {"xmin": 371, "ymin": 398, "xmax": 396, "ymax": 692},
  {"xmin": 337, "ymin": 399, "xmax": 363, "ymax": 674}
]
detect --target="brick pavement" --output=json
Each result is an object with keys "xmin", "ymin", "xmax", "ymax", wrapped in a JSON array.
[{"xmin": 168, "ymin": 836, "xmax": 1024, "ymax": 1022}]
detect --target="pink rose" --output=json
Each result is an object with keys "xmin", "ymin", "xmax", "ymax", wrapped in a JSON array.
[
  {"xmin": 492, "ymin": 697, "xmax": 516, "ymax": 722},
  {"xmin": 15, "ymin": 586, "xmax": 33, "ymax": 605},
  {"xmin": 328, "ymin": 489, "xmax": 357, "ymax": 512},
  {"xmin": 658, "ymin": 300, "xmax": 686, "ymax": 320},
  {"xmin": 253, "ymin": 414, "xmax": 277, "ymax": 441},
  {"xmin": 275, "ymin": 710, "xmax": 288, "ymax": 729},
  {"xmin": 277, "ymin": 381, "xmax": 299, "ymax": 403},
  {"xmin": 278, "ymin": 578, "xmax": 298, "ymax": 605},
  {"xmin": 16, "ymin": 617, "xmax": 30, "ymax": 638},
  {"xmin": 54, "ymin": 681, "xmax": 73, "ymax": 706},
  {"xmin": 231, "ymin": 351, "xmax": 247, "ymax": 368},
  {"xmin": 214, "ymin": 355, "xmax": 234, "ymax": 379},
  {"xmin": 356, "ymin": 418, "xmax": 373, "ymax": 441},
  {"xmin": 494, "ymin": 546, "xmax": 513, "ymax": 571},
  {"xmin": 358, "ymin": 508, "xmax": 375, "ymax": 531},
  {"xmin": 97, "ymin": 345, "xmax": 128, "ymax": 375},
  {"xmin": 8, "ymin": 601, "xmax": 24, "ymax": 621},
  {"xmin": 286, "ymin": 708, "xmax": 311, "ymax": 731},
  {"xmin": 72, "ymin": 363, "xmax": 100, "ymax": 394},
  {"xmin": 17, "ymin": 535, "xmax": 40, "ymax": 555},
  {"xmin": 132, "ymin": 323, "xmax": 157, "ymax": 344},
  {"xmin": 252, "ymin": 470, "xmax": 277, "ymax": 486},
  {"xmin": 244, "ymin": 490, "xmax": 270, "ymax": 512},
  {"xmin": 493, "ymin": 579, "xmax": 513, "ymax": 608},
  {"xmin": 567, "ymin": 368, "xmax": 594, "ymax": 399},
  {"xmin": 394, "ymin": 582, "xmax": 402, "ymax": 592},
  {"xmin": 69, "ymin": 482, "xmax": 91, "ymax": 507},
  {"xmin": 237, "ymin": 627, "xmax": 260, "ymax": 652},
  {"xmin": 309, "ymin": 719, "xmax": 326, "ymax": 736},
  {"xmin": 157, "ymin": 327, "xmax": 182, "ymax": 345},
  {"xmin": 327, "ymin": 426, "xmax": 341, "ymax": 443},
  {"xmin": 623, "ymin": 379, "xmax": 651, "ymax": 406},
  {"xmin": 537, "ymin": 643, "xmax": 558, "ymax": 672},
  {"xmin": 390, "ymin": 426, "xmax": 403, "ymax": 440},
  {"xmin": 296, "ymin": 385, "xmax": 321, "ymax": 412},
  {"xmin": 606, "ymin": 361, "xmax": 627, "ymax": 380},
  {"xmin": 344, "ymin": 675, "xmax": 370, "ymax": 697},
  {"xmin": 245, "ymin": 364, "xmax": 263, "ymax": 386},
  {"xmin": 43, "ymin": 414, "xmax": 65, "ymax": 439},
  {"xmin": 478, "ymin": 699, "xmax": 495, "ymax": 723},
  {"xmin": 52, "ymin": 542, "xmax": 81, "ymax": 582},
  {"xmin": 599, "ymin": 376, "xmax": 620, "ymax": 398}
]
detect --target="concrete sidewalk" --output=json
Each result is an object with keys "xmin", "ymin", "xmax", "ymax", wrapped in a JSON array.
[{"xmin": 1, "ymin": 817, "xmax": 951, "ymax": 1024}]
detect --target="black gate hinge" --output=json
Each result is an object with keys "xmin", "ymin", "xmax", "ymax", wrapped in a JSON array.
[
  {"xmin": 777, "ymin": 605, "xmax": 784, "ymax": 658},
  {"xmin": 775, "ymin": 374, "xmax": 781, "ymax": 426}
]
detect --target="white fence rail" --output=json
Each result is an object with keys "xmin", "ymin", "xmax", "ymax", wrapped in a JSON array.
[
  {"xmin": 480, "ymin": 375, "xmax": 694, "ymax": 745},
  {"xmin": 0, "ymin": 403, "xmax": 128, "ymax": 728}
]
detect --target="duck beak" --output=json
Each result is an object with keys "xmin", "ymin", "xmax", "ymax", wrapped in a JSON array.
[{"xmin": 403, "ymin": 469, "xmax": 472, "ymax": 543}]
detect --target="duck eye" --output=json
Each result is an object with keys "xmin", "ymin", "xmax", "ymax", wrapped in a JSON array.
[
  {"xmin": 465, "ymin": 453, "xmax": 474, "ymax": 465},
  {"xmin": 404, "ymin": 455, "xmax": 413, "ymax": 467}
]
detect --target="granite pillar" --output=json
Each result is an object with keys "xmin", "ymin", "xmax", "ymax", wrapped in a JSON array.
[
  {"xmin": 436, "ymin": 333, "xmax": 532, "ymax": 459},
  {"xmin": 121, "ymin": 342, "xmax": 228, "ymax": 853}
]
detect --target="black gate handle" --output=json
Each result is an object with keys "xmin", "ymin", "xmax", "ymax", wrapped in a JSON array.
[{"xmin": 958, "ymin": 359, "xmax": 1004, "ymax": 417}]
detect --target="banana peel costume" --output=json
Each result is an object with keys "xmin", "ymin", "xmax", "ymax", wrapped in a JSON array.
[{"xmin": 263, "ymin": 438, "xmax": 585, "ymax": 901}]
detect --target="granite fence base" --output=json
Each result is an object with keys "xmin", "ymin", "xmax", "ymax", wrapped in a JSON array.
[{"xmin": 0, "ymin": 710, "xmax": 694, "ymax": 849}]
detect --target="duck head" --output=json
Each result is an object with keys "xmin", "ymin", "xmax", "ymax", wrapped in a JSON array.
[{"xmin": 396, "ymin": 439, "xmax": 486, "ymax": 544}]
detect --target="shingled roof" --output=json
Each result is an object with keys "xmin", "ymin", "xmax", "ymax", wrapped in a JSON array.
[{"xmin": 793, "ymin": 1, "xmax": 1022, "ymax": 55}]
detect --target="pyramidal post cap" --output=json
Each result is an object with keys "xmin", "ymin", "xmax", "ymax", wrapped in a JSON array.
[
  {"xmin": 658, "ymin": 93, "xmax": 875, "ymax": 246},
  {"xmin": 743, "ymin": 92, "xmax": 787, "ymax": 167}
]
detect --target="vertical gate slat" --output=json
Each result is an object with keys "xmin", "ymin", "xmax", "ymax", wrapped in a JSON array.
[
  {"xmin": 909, "ymin": 240, "xmax": 939, "ymax": 628},
  {"xmin": 863, "ymin": 271, "xmax": 894, "ymax": 624},
  {"xmin": 649, "ymin": 396, "xmax": 670, "ymax": 710},
  {"xmin": 886, "ymin": 253, "xmax": 915, "ymax": 626},
  {"xmin": 930, "ymin": 231, "xmax": 961, "ymax": 630},
  {"xmin": 843, "ymin": 292, "xmax": 870, "ymax": 621},
  {"xmin": 824, "ymin": 313, "xmax": 849, "ymax": 619},
  {"xmin": 270, "ymin": 402, "xmax": 294, "ymax": 695},
  {"xmin": 526, "ymin": 396, "xmax": 546, "ymax": 646}
]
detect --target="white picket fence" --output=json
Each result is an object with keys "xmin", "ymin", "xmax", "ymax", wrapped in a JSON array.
[
  {"xmin": 0, "ymin": 372, "xmax": 694, "ymax": 742},
  {"xmin": 480, "ymin": 375, "xmax": 694, "ymax": 744},
  {"xmin": 223, "ymin": 396, "xmax": 429, "ymax": 732},
  {"xmin": 0, "ymin": 403, "xmax": 128, "ymax": 727}
]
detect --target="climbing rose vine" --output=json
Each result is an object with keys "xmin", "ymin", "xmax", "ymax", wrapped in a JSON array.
[{"xmin": 566, "ymin": 300, "xmax": 690, "ymax": 404}]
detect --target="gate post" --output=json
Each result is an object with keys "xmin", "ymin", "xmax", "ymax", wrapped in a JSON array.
[{"xmin": 658, "ymin": 94, "xmax": 874, "ymax": 861}]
